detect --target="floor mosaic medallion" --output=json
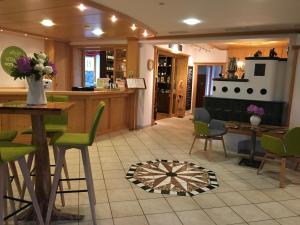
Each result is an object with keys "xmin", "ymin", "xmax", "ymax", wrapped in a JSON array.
[{"xmin": 126, "ymin": 160, "xmax": 219, "ymax": 196}]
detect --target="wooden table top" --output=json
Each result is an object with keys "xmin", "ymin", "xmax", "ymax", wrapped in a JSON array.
[
  {"xmin": 0, "ymin": 101, "xmax": 74, "ymax": 115},
  {"xmin": 225, "ymin": 121, "xmax": 288, "ymax": 137}
]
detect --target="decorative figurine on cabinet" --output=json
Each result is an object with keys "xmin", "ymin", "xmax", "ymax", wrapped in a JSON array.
[
  {"xmin": 254, "ymin": 50, "xmax": 262, "ymax": 57},
  {"xmin": 176, "ymin": 80, "xmax": 185, "ymax": 118},
  {"xmin": 227, "ymin": 57, "xmax": 237, "ymax": 79},
  {"xmin": 269, "ymin": 48, "xmax": 278, "ymax": 58}
]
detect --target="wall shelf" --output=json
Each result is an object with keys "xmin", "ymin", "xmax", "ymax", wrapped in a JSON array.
[{"xmin": 213, "ymin": 78, "xmax": 249, "ymax": 82}]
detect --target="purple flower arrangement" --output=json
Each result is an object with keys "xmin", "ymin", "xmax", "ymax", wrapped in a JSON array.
[
  {"xmin": 10, "ymin": 52, "xmax": 57, "ymax": 81},
  {"xmin": 247, "ymin": 104, "xmax": 265, "ymax": 117}
]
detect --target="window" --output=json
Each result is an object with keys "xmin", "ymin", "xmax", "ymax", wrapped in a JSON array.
[{"xmin": 84, "ymin": 50, "xmax": 100, "ymax": 87}]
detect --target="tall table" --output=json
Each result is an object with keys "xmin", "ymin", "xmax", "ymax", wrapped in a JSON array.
[
  {"xmin": 0, "ymin": 101, "xmax": 80, "ymax": 221},
  {"xmin": 226, "ymin": 122, "xmax": 288, "ymax": 168}
]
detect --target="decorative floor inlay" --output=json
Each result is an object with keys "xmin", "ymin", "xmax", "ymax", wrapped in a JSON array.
[{"xmin": 126, "ymin": 160, "xmax": 219, "ymax": 196}]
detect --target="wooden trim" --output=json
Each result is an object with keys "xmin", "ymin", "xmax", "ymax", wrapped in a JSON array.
[
  {"xmin": 155, "ymin": 46, "xmax": 190, "ymax": 58},
  {"xmin": 151, "ymin": 47, "xmax": 159, "ymax": 125},
  {"xmin": 147, "ymin": 29, "xmax": 300, "ymax": 41},
  {"xmin": 287, "ymin": 48, "xmax": 299, "ymax": 126}
]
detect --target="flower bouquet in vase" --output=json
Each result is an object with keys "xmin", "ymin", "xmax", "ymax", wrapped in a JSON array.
[
  {"xmin": 247, "ymin": 104, "xmax": 265, "ymax": 127},
  {"xmin": 10, "ymin": 52, "xmax": 57, "ymax": 105}
]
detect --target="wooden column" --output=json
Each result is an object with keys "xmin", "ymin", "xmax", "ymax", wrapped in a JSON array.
[{"xmin": 127, "ymin": 38, "xmax": 140, "ymax": 77}]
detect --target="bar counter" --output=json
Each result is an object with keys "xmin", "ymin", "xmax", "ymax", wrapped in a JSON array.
[{"xmin": 0, "ymin": 88, "xmax": 137, "ymax": 135}]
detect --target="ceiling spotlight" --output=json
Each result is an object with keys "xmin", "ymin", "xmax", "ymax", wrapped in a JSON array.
[
  {"xmin": 143, "ymin": 30, "xmax": 148, "ymax": 37},
  {"xmin": 44, "ymin": 37, "xmax": 48, "ymax": 40},
  {"xmin": 131, "ymin": 24, "xmax": 137, "ymax": 31},
  {"xmin": 111, "ymin": 15, "xmax": 118, "ymax": 23},
  {"xmin": 40, "ymin": 19, "xmax": 55, "ymax": 27},
  {"xmin": 24, "ymin": 33, "xmax": 28, "ymax": 36},
  {"xmin": 77, "ymin": 3, "xmax": 87, "ymax": 11},
  {"xmin": 182, "ymin": 18, "xmax": 202, "ymax": 25},
  {"xmin": 92, "ymin": 28, "xmax": 104, "ymax": 36},
  {"xmin": 0, "ymin": 29, "xmax": 3, "ymax": 32}
]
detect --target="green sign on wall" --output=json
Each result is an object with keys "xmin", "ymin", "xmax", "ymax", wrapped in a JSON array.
[{"xmin": 1, "ymin": 46, "xmax": 27, "ymax": 75}]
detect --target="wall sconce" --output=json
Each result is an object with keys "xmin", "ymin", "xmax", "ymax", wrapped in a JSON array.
[{"xmin": 237, "ymin": 60, "xmax": 245, "ymax": 69}]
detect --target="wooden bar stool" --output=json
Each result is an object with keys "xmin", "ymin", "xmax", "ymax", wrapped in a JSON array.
[
  {"xmin": 46, "ymin": 102, "xmax": 105, "ymax": 225},
  {"xmin": 21, "ymin": 95, "xmax": 71, "ymax": 206},
  {"xmin": 0, "ymin": 143, "xmax": 44, "ymax": 225}
]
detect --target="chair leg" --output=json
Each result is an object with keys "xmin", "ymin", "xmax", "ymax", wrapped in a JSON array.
[
  {"xmin": 204, "ymin": 138, "xmax": 208, "ymax": 151},
  {"xmin": 0, "ymin": 165, "xmax": 6, "ymax": 225},
  {"xmin": 81, "ymin": 148, "xmax": 97, "ymax": 225},
  {"xmin": 20, "ymin": 152, "xmax": 34, "ymax": 202},
  {"xmin": 46, "ymin": 147, "xmax": 66, "ymax": 225},
  {"xmin": 53, "ymin": 145, "xmax": 71, "ymax": 189},
  {"xmin": 221, "ymin": 136, "xmax": 227, "ymax": 157},
  {"xmin": 5, "ymin": 165, "xmax": 18, "ymax": 225},
  {"xmin": 257, "ymin": 156, "xmax": 266, "ymax": 175},
  {"xmin": 18, "ymin": 157, "xmax": 44, "ymax": 225},
  {"xmin": 189, "ymin": 136, "xmax": 197, "ymax": 154},
  {"xmin": 279, "ymin": 157, "xmax": 286, "ymax": 188},
  {"xmin": 8, "ymin": 162, "xmax": 22, "ymax": 197},
  {"xmin": 53, "ymin": 146, "xmax": 65, "ymax": 207},
  {"xmin": 294, "ymin": 162, "xmax": 299, "ymax": 171}
]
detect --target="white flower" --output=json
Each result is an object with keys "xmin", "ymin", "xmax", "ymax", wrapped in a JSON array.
[
  {"xmin": 43, "ymin": 66, "xmax": 53, "ymax": 75},
  {"xmin": 37, "ymin": 52, "xmax": 47, "ymax": 60},
  {"xmin": 34, "ymin": 63, "xmax": 44, "ymax": 72},
  {"xmin": 38, "ymin": 59, "xmax": 45, "ymax": 64}
]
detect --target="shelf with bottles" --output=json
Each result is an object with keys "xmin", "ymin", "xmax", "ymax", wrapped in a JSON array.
[{"xmin": 158, "ymin": 56, "xmax": 172, "ymax": 67}]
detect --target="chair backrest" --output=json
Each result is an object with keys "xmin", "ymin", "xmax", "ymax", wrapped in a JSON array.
[
  {"xmin": 44, "ymin": 95, "xmax": 69, "ymax": 125},
  {"xmin": 261, "ymin": 134, "xmax": 286, "ymax": 156},
  {"xmin": 284, "ymin": 127, "xmax": 300, "ymax": 156},
  {"xmin": 88, "ymin": 102, "xmax": 105, "ymax": 145},
  {"xmin": 194, "ymin": 107, "xmax": 210, "ymax": 123}
]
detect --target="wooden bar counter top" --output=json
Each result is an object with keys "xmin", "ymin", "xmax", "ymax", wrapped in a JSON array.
[{"xmin": 0, "ymin": 88, "xmax": 137, "ymax": 136}]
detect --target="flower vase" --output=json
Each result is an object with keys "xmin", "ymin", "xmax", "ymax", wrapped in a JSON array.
[
  {"xmin": 250, "ymin": 115, "xmax": 261, "ymax": 127},
  {"xmin": 26, "ymin": 75, "xmax": 47, "ymax": 105}
]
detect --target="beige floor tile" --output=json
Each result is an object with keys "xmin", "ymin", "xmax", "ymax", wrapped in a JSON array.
[
  {"xmin": 110, "ymin": 200, "xmax": 143, "ymax": 218},
  {"xmin": 205, "ymin": 206, "xmax": 244, "ymax": 225},
  {"xmin": 217, "ymin": 192, "xmax": 250, "ymax": 206},
  {"xmin": 139, "ymin": 198, "xmax": 172, "ymax": 214},
  {"xmin": 166, "ymin": 196, "xmax": 200, "ymax": 211},
  {"xmin": 146, "ymin": 213, "xmax": 182, "ymax": 225},
  {"xmin": 79, "ymin": 203, "xmax": 112, "ymax": 220},
  {"xmin": 248, "ymin": 220, "xmax": 280, "ymax": 225},
  {"xmin": 79, "ymin": 190, "xmax": 108, "ymax": 205},
  {"xmin": 133, "ymin": 188, "xmax": 163, "ymax": 200},
  {"xmin": 231, "ymin": 204, "xmax": 271, "ymax": 222},
  {"xmin": 113, "ymin": 216, "xmax": 149, "ymax": 225},
  {"xmin": 280, "ymin": 199, "xmax": 300, "ymax": 214},
  {"xmin": 284, "ymin": 185, "xmax": 300, "ymax": 198},
  {"xmin": 78, "ymin": 219, "xmax": 114, "ymax": 225},
  {"xmin": 176, "ymin": 209, "xmax": 215, "ymax": 225},
  {"xmin": 276, "ymin": 216, "xmax": 300, "ymax": 225},
  {"xmin": 193, "ymin": 193, "xmax": 226, "ymax": 208},
  {"xmin": 262, "ymin": 188, "xmax": 294, "ymax": 201},
  {"xmin": 256, "ymin": 202, "xmax": 296, "ymax": 219},
  {"xmin": 105, "ymin": 178, "xmax": 132, "ymax": 189},
  {"xmin": 101, "ymin": 162, "xmax": 123, "ymax": 171},
  {"xmin": 239, "ymin": 190, "xmax": 272, "ymax": 203},
  {"xmin": 103, "ymin": 170, "xmax": 125, "ymax": 179},
  {"xmin": 107, "ymin": 188, "xmax": 137, "ymax": 202}
]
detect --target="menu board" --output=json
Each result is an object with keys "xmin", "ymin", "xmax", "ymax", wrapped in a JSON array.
[{"xmin": 126, "ymin": 78, "xmax": 146, "ymax": 89}]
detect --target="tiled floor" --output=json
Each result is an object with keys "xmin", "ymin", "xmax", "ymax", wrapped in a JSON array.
[{"xmin": 15, "ymin": 117, "xmax": 300, "ymax": 224}]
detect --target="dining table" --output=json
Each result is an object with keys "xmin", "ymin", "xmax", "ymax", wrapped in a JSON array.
[
  {"xmin": 0, "ymin": 101, "xmax": 81, "ymax": 222},
  {"xmin": 226, "ymin": 121, "xmax": 288, "ymax": 168}
]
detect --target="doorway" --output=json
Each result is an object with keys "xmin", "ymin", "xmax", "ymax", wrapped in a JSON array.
[{"xmin": 193, "ymin": 63, "xmax": 225, "ymax": 109}]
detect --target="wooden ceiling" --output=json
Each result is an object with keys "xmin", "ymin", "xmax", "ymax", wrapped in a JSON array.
[{"xmin": 0, "ymin": 0, "xmax": 156, "ymax": 42}]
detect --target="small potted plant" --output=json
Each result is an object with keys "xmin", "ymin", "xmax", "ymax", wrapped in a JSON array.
[
  {"xmin": 10, "ymin": 52, "xmax": 57, "ymax": 105},
  {"xmin": 247, "ymin": 104, "xmax": 265, "ymax": 127}
]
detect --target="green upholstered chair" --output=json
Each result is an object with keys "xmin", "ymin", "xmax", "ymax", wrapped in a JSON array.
[
  {"xmin": 258, "ymin": 127, "xmax": 300, "ymax": 188},
  {"xmin": 0, "ymin": 143, "xmax": 44, "ymax": 225},
  {"xmin": 189, "ymin": 108, "xmax": 227, "ymax": 157},
  {"xmin": 46, "ymin": 102, "xmax": 105, "ymax": 225},
  {"xmin": 21, "ymin": 95, "xmax": 71, "ymax": 206},
  {"xmin": 0, "ymin": 131, "xmax": 17, "ymax": 142}
]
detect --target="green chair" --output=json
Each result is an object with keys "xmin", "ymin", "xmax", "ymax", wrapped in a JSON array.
[
  {"xmin": 21, "ymin": 95, "xmax": 71, "ymax": 206},
  {"xmin": 258, "ymin": 127, "xmax": 300, "ymax": 188},
  {"xmin": 0, "ymin": 131, "xmax": 23, "ymax": 198},
  {"xmin": 0, "ymin": 143, "xmax": 44, "ymax": 225},
  {"xmin": 46, "ymin": 102, "xmax": 105, "ymax": 225}
]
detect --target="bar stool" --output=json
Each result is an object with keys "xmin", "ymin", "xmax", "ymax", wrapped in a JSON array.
[
  {"xmin": 21, "ymin": 95, "xmax": 71, "ymax": 206},
  {"xmin": 46, "ymin": 102, "xmax": 105, "ymax": 225},
  {"xmin": 0, "ymin": 143, "xmax": 44, "ymax": 225},
  {"xmin": 0, "ymin": 131, "xmax": 23, "ymax": 197}
]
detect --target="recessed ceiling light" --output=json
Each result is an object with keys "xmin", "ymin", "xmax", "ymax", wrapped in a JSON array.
[
  {"xmin": 24, "ymin": 33, "xmax": 28, "ymax": 36},
  {"xmin": 0, "ymin": 29, "xmax": 3, "ymax": 32},
  {"xmin": 111, "ymin": 15, "xmax": 118, "ymax": 23},
  {"xmin": 40, "ymin": 19, "xmax": 55, "ymax": 27},
  {"xmin": 92, "ymin": 28, "xmax": 104, "ymax": 36},
  {"xmin": 77, "ymin": 3, "xmax": 87, "ymax": 11},
  {"xmin": 183, "ymin": 18, "xmax": 202, "ymax": 26},
  {"xmin": 143, "ymin": 30, "xmax": 148, "ymax": 37},
  {"xmin": 44, "ymin": 37, "xmax": 48, "ymax": 40},
  {"xmin": 131, "ymin": 24, "xmax": 137, "ymax": 31}
]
